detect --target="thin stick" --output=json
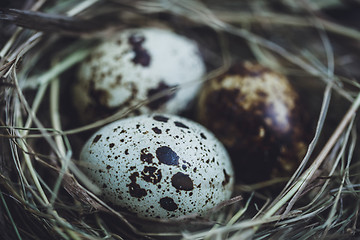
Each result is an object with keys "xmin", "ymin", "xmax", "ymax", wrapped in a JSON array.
[
  {"xmin": 66, "ymin": 0, "xmax": 100, "ymax": 17},
  {"xmin": 0, "ymin": 190, "xmax": 22, "ymax": 240},
  {"xmin": 50, "ymin": 76, "xmax": 69, "ymax": 205},
  {"xmin": 214, "ymin": 12, "xmax": 360, "ymax": 41}
]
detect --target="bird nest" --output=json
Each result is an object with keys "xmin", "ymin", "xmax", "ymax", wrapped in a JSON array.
[{"xmin": 1, "ymin": 0, "xmax": 360, "ymax": 239}]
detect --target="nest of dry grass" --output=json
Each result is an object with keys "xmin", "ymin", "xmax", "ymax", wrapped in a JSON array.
[{"xmin": 1, "ymin": 0, "xmax": 360, "ymax": 239}]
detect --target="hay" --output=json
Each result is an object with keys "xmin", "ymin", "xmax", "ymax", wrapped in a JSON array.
[{"xmin": 1, "ymin": 0, "xmax": 360, "ymax": 239}]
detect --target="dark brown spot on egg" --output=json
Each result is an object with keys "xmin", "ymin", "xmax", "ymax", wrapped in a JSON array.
[
  {"xmin": 81, "ymin": 83, "xmax": 121, "ymax": 123},
  {"xmin": 156, "ymin": 146, "xmax": 179, "ymax": 166},
  {"xmin": 109, "ymin": 143, "xmax": 115, "ymax": 149},
  {"xmin": 153, "ymin": 115, "xmax": 169, "ymax": 122},
  {"xmin": 159, "ymin": 197, "xmax": 178, "ymax": 211},
  {"xmin": 256, "ymin": 90, "xmax": 268, "ymax": 98},
  {"xmin": 86, "ymin": 79, "xmax": 139, "ymax": 122},
  {"xmin": 152, "ymin": 127, "xmax": 162, "ymax": 134},
  {"xmin": 141, "ymin": 166, "xmax": 162, "ymax": 184},
  {"xmin": 222, "ymin": 169, "xmax": 230, "ymax": 186},
  {"xmin": 147, "ymin": 82, "xmax": 177, "ymax": 110},
  {"xmin": 93, "ymin": 50, "xmax": 104, "ymax": 59},
  {"xmin": 140, "ymin": 148, "xmax": 154, "ymax": 164},
  {"xmin": 174, "ymin": 121, "xmax": 189, "ymax": 129},
  {"xmin": 125, "ymin": 149, "xmax": 129, "ymax": 155},
  {"xmin": 200, "ymin": 133, "xmax": 207, "ymax": 139},
  {"xmin": 106, "ymin": 165, "xmax": 112, "ymax": 170},
  {"xmin": 128, "ymin": 34, "xmax": 151, "ymax": 67},
  {"xmin": 127, "ymin": 172, "xmax": 147, "ymax": 198},
  {"xmin": 89, "ymin": 81, "xmax": 111, "ymax": 107},
  {"xmin": 116, "ymin": 75, "xmax": 122, "ymax": 84},
  {"xmin": 171, "ymin": 172, "xmax": 194, "ymax": 191},
  {"xmin": 92, "ymin": 134, "xmax": 102, "ymax": 144}
]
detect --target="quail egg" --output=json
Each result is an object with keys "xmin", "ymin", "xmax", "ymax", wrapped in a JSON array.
[
  {"xmin": 73, "ymin": 27, "xmax": 205, "ymax": 123},
  {"xmin": 197, "ymin": 62, "xmax": 308, "ymax": 183},
  {"xmin": 79, "ymin": 114, "xmax": 234, "ymax": 219}
]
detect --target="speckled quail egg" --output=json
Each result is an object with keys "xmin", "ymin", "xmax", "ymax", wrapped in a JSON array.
[
  {"xmin": 79, "ymin": 114, "xmax": 234, "ymax": 219},
  {"xmin": 73, "ymin": 27, "xmax": 205, "ymax": 123},
  {"xmin": 197, "ymin": 62, "xmax": 308, "ymax": 183}
]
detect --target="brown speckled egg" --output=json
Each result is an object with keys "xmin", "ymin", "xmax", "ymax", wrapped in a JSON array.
[
  {"xmin": 79, "ymin": 114, "xmax": 234, "ymax": 219},
  {"xmin": 197, "ymin": 62, "xmax": 308, "ymax": 183}
]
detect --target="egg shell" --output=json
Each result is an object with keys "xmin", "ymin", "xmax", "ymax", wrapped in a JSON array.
[
  {"xmin": 79, "ymin": 114, "xmax": 234, "ymax": 219},
  {"xmin": 197, "ymin": 62, "xmax": 308, "ymax": 183},
  {"xmin": 73, "ymin": 28, "xmax": 205, "ymax": 123}
]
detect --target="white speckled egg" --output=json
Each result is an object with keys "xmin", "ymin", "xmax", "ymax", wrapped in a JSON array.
[
  {"xmin": 73, "ymin": 27, "xmax": 205, "ymax": 123},
  {"xmin": 79, "ymin": 114, "xmax": 234, "ymax": 219}
]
